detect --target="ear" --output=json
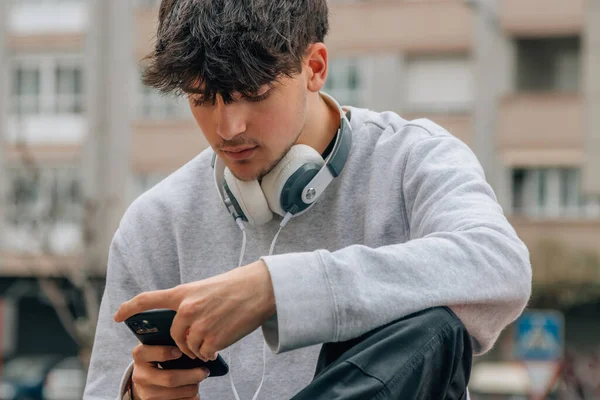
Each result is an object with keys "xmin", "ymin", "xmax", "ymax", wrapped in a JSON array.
[{"xmin": 304, "ymin": 43, "xmax": 329, "ymax": 94}]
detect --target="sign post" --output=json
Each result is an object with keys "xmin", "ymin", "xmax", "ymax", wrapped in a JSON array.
[{"xmin": 514, "ymin": 310, "xmax": 564, "ymax": 400}]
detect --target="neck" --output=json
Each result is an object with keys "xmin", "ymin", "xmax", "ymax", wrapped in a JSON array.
[{"xmin": 295, "ymin": 92, "xmax": 340, "ymax": 155}]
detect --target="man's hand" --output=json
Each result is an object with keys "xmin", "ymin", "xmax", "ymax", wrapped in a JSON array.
[
  {"xmin": 130, "ymin": 344, "xmax": 209, "ymax": 400},
  {"xmin": 115, "ymin": 260, "xmax": 276, "ymax": 362}
]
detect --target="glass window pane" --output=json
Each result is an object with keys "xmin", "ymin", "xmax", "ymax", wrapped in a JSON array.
[
  {"xmin": 139, "ymin": 82, "xmax": 187, "ymax": 120},
  {"xmin": 324, "ymin": 73, "xmax": 333, "ymax": 91},
  {"xmin": 6, "ymin": 165, "xmax": 83, "ymax": 226},
  {"xmin": 512, "ymin": 169, "xmax": 525, "ymax": 214},
  {"xmin": 13, "ymin": 67, "xmax": 40, "ymax": 95},
  {"xmin": 559, "ymin": 168, "xmax": 570, "ymax": 209},
  {"xmin": 323, "ymin": 57, "xmax": 363, "ymax": 107},
  {"xmin": 55, "ymin": 64, "xmax": 83, "ymax": 113},
  {"xmin": 12, "ymin": 66, "xmax": 41, "ymax": 115},
  {"xmin": 537, "ymin": 169, "xmax": 548, "ymax": 210},
  {"xmin": 12, "ymin": 69, "xmax": 21, "ymax": 95},
  {"xmin": 348, "ymin": 63, "xmax": 359, "ymax": 90},
  {"xmin": 73, "ymin": 68, "xmax": 82, "ymax": 94},
  {"xmin": 56, "ymin": 66, "xmax": 74, "ymax": 94}
]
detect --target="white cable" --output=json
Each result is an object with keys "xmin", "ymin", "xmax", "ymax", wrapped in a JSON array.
[
  {"xmin": 236, "ymin": 218, "xmax": 247, "ymax": 268},
  {"xmin": 230, "ymin": 218, "xmax": 246, "ymax": 400},
  {"xmin": 268, "ymin": 227, "xmax": 283, "ymax": 257},
  {"xmin": 280, "ymin": 212, "xmax": 293, "ymax": 228},
  {"xmin": 269, "ymin": 212, "xmax": 292, "ymax": 255},
  {"xmin": 251, "ymin": 339, "xmax": 268, "ymax": 400},
  {"xmin": 229, "ymin": 345, "xmax": 241, "ymax": 400},
  {"xmin": 229, "ymin": 213, "xmax": 290, "ymax": 400}
]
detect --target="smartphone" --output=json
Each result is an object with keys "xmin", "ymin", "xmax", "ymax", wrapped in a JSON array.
[{"xmin": 124, "ymin": 309, "xmax": 229, "ymax": 376}]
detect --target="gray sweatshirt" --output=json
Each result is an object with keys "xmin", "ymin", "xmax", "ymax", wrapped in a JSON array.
[{"xmin": 84, "ymin": 107, "xmax": 532, "ymax": 399}]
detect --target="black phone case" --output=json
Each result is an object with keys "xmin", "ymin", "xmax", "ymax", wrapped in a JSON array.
[{"xmin": 125, "ymin": 309, "xmax": 229, "ymax": 376}]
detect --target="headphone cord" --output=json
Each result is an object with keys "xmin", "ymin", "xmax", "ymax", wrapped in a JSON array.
[{"xmin": 229, "ymin": 212, "xmax": 292, "ymax": 400}]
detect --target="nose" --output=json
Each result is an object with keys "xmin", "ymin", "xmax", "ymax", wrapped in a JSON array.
[{"xmin": 214, "ymin": 96, "xmax": 247, "ymax": 140}]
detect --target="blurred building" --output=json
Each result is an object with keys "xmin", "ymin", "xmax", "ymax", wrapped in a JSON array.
[{"xmin": 0, "ymin": 0, "xmax": 599, "ymax": 371}]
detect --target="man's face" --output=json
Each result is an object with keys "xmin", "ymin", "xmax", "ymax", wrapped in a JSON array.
[{"xmin": 188, "ymin": 72, "xmax": 308, "ymax": 182}]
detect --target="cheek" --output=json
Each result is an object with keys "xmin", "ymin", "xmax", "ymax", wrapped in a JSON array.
[
  {"xmin": 258, "ymin": 97, "xmax": 302, "ymax": 134},
  {"xmin": 253, "ymin": 109, "xmax": 298, "ymax": 152}
]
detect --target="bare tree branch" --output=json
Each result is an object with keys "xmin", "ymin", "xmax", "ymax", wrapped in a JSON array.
[
  {"xmin": 38, "ymin": 279, "xmax": 85, "ymax": 348},
  {"xmin": 10, "ymin": 134, "xmax": 101, "ymax": 370}
]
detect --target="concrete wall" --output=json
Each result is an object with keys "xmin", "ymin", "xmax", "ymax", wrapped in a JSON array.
[
  {"xmin": 500, "ymin": 0, "xmax": 584, "ymax": 37},
  {"xmin": 82, "ymin": 0, "xmax": 133, "ymax": 274},
  {"xmin": 583, "ymin": 0, "xmax": 600, "ymax": 196},
  {"xmin": 0, "ymin": 0, "xmax": 8, "ymax": 251}
]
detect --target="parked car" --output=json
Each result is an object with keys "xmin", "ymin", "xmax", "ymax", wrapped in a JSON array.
[
  {"xmin": 469, "ymin": 361, "xmax": 559, "ymax": 400},
  {"xmin": 42, "ymin": 356, "xmax": 86, "ymax": 400},
  {"xmin": 0, "ymin": 355, "xmax": 63, "ymax": 400}
]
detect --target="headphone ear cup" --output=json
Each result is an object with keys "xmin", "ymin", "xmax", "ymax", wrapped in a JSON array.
[
  {"xmin": 261, "ymin": 144, "xmax": 324, "ymax": 217},
  {"xmin": 224, "ymin": 168, "xmax": 273, "ymax": 225}
]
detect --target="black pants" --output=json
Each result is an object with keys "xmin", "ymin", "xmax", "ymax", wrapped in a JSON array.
[{"xmin": 292, "ymin": 307, "xmax": 472, "ymax": 400}]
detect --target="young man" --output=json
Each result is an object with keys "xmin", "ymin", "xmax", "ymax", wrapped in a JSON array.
[{"xmin": 84, "ymin": 1, "xmax": 532, "ymax": 399}]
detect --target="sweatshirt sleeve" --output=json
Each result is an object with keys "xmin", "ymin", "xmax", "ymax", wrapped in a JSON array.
[
  {"xmin": 261, "ymin": 128, "xmax": 532, "ymax": 355},
  {"xmin": 83, "ymin": 228, "xmax": 144, "ymax": 399}
]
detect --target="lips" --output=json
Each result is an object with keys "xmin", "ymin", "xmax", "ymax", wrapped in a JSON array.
[
  {"xmin": 222, "ymin": 146, "xmax": 257, "ymax": 153},
  {"xmin": 221, "ymin": 146, "xmax": 258, "ymax": 161}
]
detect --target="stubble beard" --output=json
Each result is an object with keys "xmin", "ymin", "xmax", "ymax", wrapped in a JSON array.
[{"xmin": 232, "ymin": 128, "xmax": 303, "ymax": 182}]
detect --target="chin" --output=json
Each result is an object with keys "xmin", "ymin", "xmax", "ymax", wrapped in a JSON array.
[
  {"xmin": 230, "ymin": 159, "xmax": 281, "ymax": 182},
  {"xmin": 227, "ymin": 163, "xmax": 263, "ymax": 182}
]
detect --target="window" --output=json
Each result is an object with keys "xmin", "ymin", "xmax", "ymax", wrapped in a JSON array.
[
  {"xmin": 406, "ymin": 55, "xmax": 473, "ymax": 113},
  {"xmin": 516, "ymin": 37, "xmax": 580, "ymax": 92},
  {"xmin": 537, "ymin": 169, "xmax": 548, "ymax": 211},
  {"xmin": 55, "ymin": 64, "xmax": 83, "ymax": 113},
  {"xmin": 6, "ymin": 165, "xmax": 83, "ymax": 228},
  {"xmin": 11, "ymin": 55, "xmax": 84, "ymax": 116},
  {"xmin": 12, "ymin": 65, "xmax": 41, "ymax": 115},
  {"xmin": 511, "ymin": 167, "xmax": 599, "ymax": 218},
  {"xmin": 138, "ymin": 82, "xmax": 189, "ymax": 120},
  {"xmin": 323, "ymin": 57, "xmax": 364, "ymax": 107},
  {"xmin": 559, "ymin": 169, "xmax": 585, "ymax": 212}
]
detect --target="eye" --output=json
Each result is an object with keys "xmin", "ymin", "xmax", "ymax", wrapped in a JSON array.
[{"xmin": 242, "ymin": 88, "xmax": 272, "ymax": 103}]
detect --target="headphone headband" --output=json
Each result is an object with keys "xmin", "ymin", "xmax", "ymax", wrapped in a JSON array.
[{"xmin": 300, "ymin": 92, "xmax": 352, "ymax": 205}]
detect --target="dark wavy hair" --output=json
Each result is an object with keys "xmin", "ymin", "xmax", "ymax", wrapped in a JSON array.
[{"xmin": 142, "ymin": 0, "xmax": 330, "ymax": 104}]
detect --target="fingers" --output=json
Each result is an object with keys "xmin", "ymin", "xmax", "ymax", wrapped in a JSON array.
[
  {"xmin": 171, "ymin": 304, "xmax": 219, "ymax": 362},
  {"xmin": 171, "ymin": 309, "xmax": 195, "ymax": 360},
  {"xmin": 114, "ymin": 289, "xmax": 178, "ymax": 322},
  {"xmin": 187, "ymin": 343, "xmax": 219, "ymax": 363},
  {"xmin": 186, "ymin": 323, "xmax": 217, "ymax": 362},
  {"xmin": 131, "ymin": 382, "xmax": 199, "ymax": 400},
  {"xmin": 132, "ymin": 344, "xmax": 183, "ymax": 364},
  {"xmin": 186, "ymin": 335, "xmax": 204, "ymax": 362},
  {"xmin": 132, "ymin": 363, "xmax": 210, "ymax": 391}
]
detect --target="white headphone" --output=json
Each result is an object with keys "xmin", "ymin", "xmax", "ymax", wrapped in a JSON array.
[{"xmin": 211, "ymin": 92, "xmax": 352, "ymax": 226}]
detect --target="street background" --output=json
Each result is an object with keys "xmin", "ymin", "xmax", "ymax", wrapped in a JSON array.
[{"xmin": 0, "ymin": 0, "xmax": 599, "ymax": 399}]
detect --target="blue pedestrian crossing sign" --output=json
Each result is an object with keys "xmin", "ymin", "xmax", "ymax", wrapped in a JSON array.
[{"xmin": 514, "ymin": 310, "xmax": 564, "ymax": 361}]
